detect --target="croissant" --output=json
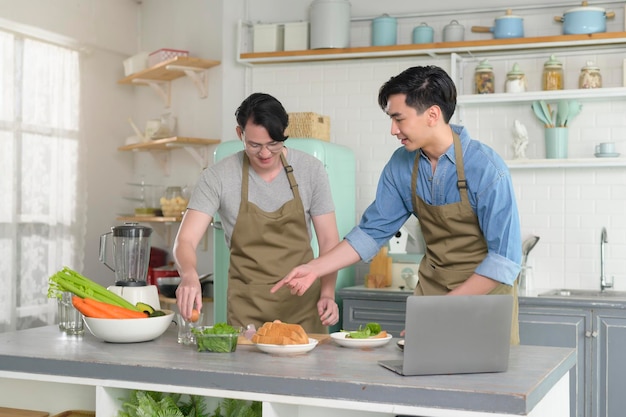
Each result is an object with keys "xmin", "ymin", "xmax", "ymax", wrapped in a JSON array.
[{"xmin": 251, "ymin": 320, "xmax": 309, "ymax": 345}]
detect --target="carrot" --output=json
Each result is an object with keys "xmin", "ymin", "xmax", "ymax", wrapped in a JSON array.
[
  {"xmin": 71, "ymin": 296, "xmax": 111, "ymax": 318},
  {"xmin": 82, "ymin": 297, "xmax": 148, "ymax": 319}
]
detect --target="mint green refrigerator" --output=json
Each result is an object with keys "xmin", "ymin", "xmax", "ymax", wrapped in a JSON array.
[{"xmin": 211, "ymin": 139, "xmax": 356, "ymax": 332}]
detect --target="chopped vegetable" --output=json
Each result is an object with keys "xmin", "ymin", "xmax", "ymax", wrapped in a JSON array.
[
  {"xmin": 48, "ymin": 266, "xmax": 140, "ymax": 311},
  {"xmin": 192, "ymin": 323, "xmax": 240, "ymax": 353},
  {"xmin": 344, "ymin": 322, "xmax": 382, "ymax": 339}
]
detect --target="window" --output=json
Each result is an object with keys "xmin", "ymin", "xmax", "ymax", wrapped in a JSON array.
[{"xmin": 0, "ymin": 28, "xmax": 83, "ymax": 332}]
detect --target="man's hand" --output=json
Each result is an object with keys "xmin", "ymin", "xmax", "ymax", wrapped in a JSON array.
[
  {"xmin": 317, "ymin": 296, "xmax": 339, "ymax": 326},
  {"xmin": 271, "ymin": 264, "xmax": 319, "ymax": 296}
]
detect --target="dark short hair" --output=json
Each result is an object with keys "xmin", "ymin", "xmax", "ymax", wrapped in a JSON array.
[
  {"xmin": 235, "ymin": 93, "xmax": 289, "ymax": 142},
  {"xmin": 378, "ymin": 66, "xmax": 457, "ymax": 123}
]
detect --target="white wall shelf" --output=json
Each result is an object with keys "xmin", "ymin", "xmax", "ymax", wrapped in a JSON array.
[
  {"xmin": 238, "ymin": 31, "xmax": 626, "ymax": 65},
  {"xmin": 506, "ymin": 158, "xmax": 626, "ymax": 169},
  {"xmin": 458, "ymin": 87, "xmax": 626, "ymax": 105}
]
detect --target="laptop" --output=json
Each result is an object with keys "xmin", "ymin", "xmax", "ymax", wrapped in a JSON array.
[{"xmin": 379, "ymin": 294, "xmax": 513, "ymax": 376}]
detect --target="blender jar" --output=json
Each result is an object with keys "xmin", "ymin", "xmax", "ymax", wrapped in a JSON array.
[{"xmin": 99, "ymin": 223, "xmax": 153, "ymax": 286}]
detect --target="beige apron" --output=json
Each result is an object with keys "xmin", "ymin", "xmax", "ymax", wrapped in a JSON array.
[
  {"xmin": 227, "ymin": 152, "xmax": 326, "ymax": 334},
  {"xmin": 411, "ymin": 133, "xmax": 520, "ymax": 345}
]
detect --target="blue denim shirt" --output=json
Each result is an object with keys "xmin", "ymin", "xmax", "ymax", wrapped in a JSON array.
[{"xmin": 345, "ymin": 125, "xmax": 522, "ymax": 286}]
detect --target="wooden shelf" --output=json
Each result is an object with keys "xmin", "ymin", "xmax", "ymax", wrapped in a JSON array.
[
  {"xmin": 117, "ymin": 136, "xmax": 220, "ymax": 152},
  {"xmin": 239, "ymin": 32, "xmax": 626, "ymax": 65},
  {"xmin": 118, "ymin": 56, "xmax": 220, "ymax": 84},
  {"xmin": 118, "ymin": 56, "xmax": 220, "ymax": 105}
]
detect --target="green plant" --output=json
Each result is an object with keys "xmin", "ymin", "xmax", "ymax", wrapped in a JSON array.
[
  {"xmin": 210, "ymin": 398, "xmax": 261, "ymax": 417},
  {"xmin": 117, "ymin": 390, "xmax": 209, "ymax": 417}
]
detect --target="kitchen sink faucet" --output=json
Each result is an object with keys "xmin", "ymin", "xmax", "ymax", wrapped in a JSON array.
[{"xmin": 600, "ymin": 227, "xmax": 613, "ymax": 291}]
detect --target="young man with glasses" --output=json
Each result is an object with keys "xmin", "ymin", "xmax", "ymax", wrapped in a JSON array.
[{"xmin": 173, "ymin": 93, "xmax": 340, "ymax": 333}]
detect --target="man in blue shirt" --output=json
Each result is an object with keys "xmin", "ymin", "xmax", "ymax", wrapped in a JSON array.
[{"xmin": 273, "ymin": 65, "xmax": 522, "ymax": 343}]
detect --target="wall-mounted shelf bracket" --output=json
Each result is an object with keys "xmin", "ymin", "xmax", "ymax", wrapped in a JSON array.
[
  {"xmin": 132, "ymin": 78, "xmax": 171, "ymax": 107},
  {"xmin": 166, "ymin": 64, "xmax": 209, "ymax": 98},
  {"xmin": 182, "ymin": 145, "xmax": 210, "ymax": 168},
  {"xmin": 149, "ymin": 150, "xmax": 172, "ymax": 175}
]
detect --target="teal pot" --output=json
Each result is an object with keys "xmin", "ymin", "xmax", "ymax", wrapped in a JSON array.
[
  {"xmin": 412, "ymin": 22, "xmax": 434, "ymax": 44},
  {"xmin": 554, "ymin": 4, "xmax": 615, "ymax": 35},
  {"xmin": 372, "ymin": 14, "xmax": 397, "ymax": 46}
]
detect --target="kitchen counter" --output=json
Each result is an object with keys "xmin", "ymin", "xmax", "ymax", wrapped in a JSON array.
[{"xmin": 0, "ymin": 325, "xmax": 574, "ymax": 416}]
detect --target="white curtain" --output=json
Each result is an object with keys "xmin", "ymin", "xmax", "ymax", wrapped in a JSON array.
[{"xmin": 0, "ymin": 29, "xmax": 84, "ymax": 332}]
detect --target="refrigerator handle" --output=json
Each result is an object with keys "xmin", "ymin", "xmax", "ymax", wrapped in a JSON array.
[{"xmin": 211, "ymin": 220, "xmax": 223, "ymax": 230}]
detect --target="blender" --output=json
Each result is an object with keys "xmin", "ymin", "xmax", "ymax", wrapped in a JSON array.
[{"xmin": 99, "ymin": 222, "xmax": 160, "ymax": 309}]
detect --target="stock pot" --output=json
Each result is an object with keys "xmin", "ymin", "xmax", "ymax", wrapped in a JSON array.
[{"xmin": 554, "ymin": 1, "xmax": 615, "ymax": 34}]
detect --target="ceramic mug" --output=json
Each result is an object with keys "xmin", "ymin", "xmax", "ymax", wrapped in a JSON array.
[{"xmin": 595, "ymin": 142, "xmax": 615, "ymax": 154}]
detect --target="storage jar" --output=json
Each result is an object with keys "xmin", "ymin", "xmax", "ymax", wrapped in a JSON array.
[
  {"xmin": 442, "ymin": 20, "xmax": 465, "ymax": 42},
  {"xmin": 578, "ymin": 61, "xmax": 602, "ymax": 88},
  {"xmin": 505, "ymin": 63, "xmax": 527, "ymax": 93},
  {"xmin": 474, "ymin": 59, "xmax": 495, "ymax": 94},
  {"xmin": 412, "ymin": 22, "xmax": 434, "ymax": 44},
  {"xmin": 310, "ymin": 0, "xmax": 351, "ymax": 49},
  {"xmin": 542, "ymin": 54, "xmax": 563, "ymax": 91},
  {"xmin": 372, "ymin": 14, "xmax": 397, "ymax": 46}
]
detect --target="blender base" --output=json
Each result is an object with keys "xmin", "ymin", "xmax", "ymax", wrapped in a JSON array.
[{"xmin": 108, "ymin": 285, "xmax": 161, "ymax": 310}]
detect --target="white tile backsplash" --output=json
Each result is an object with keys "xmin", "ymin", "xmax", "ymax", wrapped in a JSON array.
[{"xmin": 247, "ymin": 41, "xmax": 625, "ymax": 294}]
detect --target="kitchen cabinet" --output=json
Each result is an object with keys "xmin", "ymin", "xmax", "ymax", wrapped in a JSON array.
[
  {"xmin": 519, "ymin": 297, "xmax": 626, "ymax": 417},
  {"xmin": 337, "ymin": 285, "xmax": 411, "ymax": 336}
]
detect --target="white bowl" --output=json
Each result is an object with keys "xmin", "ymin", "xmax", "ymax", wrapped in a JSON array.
[{"xmin": 83, "ymin": 310, "xmax": 175, "ymax": 343}]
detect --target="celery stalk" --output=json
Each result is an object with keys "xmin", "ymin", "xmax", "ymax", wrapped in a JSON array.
[{"xmin": 48, "ymin": 266, "xmax": 140, "ymax": 311}]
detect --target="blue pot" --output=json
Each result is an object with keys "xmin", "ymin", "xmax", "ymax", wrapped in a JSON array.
[
  {"xmin": 372, "ymin": 14, "xmax": 397, "ymax": 46},
  {"xmin": 555, "ymin": 5, "xmax": 615, "ymax": 35},
  {"xmin": 471, "ymin": 10, "xmax": 524, "ymax": 39},
  {"xmin": 493, "ymin": 14, "xmax": 524, "ymax": 38},
  {"xmin": 412, "ymin": 23, "xmax": 434, "ymax": 44}
]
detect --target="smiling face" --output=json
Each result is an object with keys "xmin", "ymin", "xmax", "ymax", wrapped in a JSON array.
[
  {"xmin": 237, "ymin": 121, "xmax": 285, "ymax": 172},
  {"xmin": 386, "ymin": 93, "xmax": 437, "ymax": 153}
]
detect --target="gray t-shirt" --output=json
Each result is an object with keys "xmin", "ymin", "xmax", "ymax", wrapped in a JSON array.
[{"xmin": 188, "ymin": 148, "xmax": 335, "ymax": 247}]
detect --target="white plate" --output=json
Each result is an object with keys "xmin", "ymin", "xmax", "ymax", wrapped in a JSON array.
[
  {"xmin": 595, "ymin": 152, "xmax": 620, "ymax": 158},
  {"xmin": 330, "ymin": 332, "xmax": 392, "ymax": 348},
  {"xmin": 83, "ymin": 310, "xmax": 174, "ymax": 343},
  {"xmin": 254, "ymin": 337, "xmax": 318, "ymax": 355}
]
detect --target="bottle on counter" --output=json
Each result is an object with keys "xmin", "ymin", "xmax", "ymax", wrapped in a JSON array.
[
  {"xmin": 542, "ymin": 54, "xmax": 563, "ymax": 91},
  {"xmin": 474, "ymin": 59, "xmax": 495, "ymax": 94},
  {"xmin": 579, "ymin": 61, "xmax": 602, "ymax": 89},
  {"xmin": 504, "ymin": 63, "xmax": 527, "ymax": 93}
]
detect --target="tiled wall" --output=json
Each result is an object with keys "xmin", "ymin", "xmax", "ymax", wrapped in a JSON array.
[{"xmin": 245, "ymin": 4, "xmax": 626, "ymax": 292}]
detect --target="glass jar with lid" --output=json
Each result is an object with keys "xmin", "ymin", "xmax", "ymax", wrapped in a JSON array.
[
  {"xmin": 474, "ymin": 59, "xmax": 495, "ymax": 94},
  {"xmin": 160, "ymin": 186, "xmax": 188, "ymax": 217},
  {"xmin": 579, "ymin": 61, "xmax": 602, "ymax": 89},
  {"xmin": 542, "ymin": 54, "xmax": 563, "ymax": 91},
  {"xmin": 504, "ymin": 63, "xmax": 527, "ymax": 93}
]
